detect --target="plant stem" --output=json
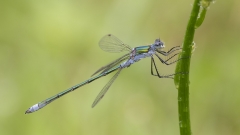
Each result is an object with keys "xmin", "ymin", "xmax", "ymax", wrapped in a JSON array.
[{"xmin": 174, "ymin": 0, "xmax": 201, "ymax": 135}]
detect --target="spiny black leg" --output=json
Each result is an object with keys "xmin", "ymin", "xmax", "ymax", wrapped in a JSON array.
[
  {"xmin": 151, "ymin": 57, "xmax": 174, "ymax": 79},
  {"xmin": 155, "ymin": 53, "xmax": 187, "ymax": 65},
  {"xmin": 151, "ymin": 57, "xmax": 160, "ymax": 76},
  {"xmin": 167, "ymin": 46, "xmax": 181, "ymax": 53},
  {"xmin": 156, "ymin": 46, "xmax": 182, "ymax": 56},
  {"xmin": 164, "ymin": 53, "xmax": 180, "ymax": 63},
  {"xmin": 151, "ymin": 57, "xmax": 154, "ymax": 75},
  {"xmin": 151, "ymin": 57, "xmax": 187, "ymax": 79}
]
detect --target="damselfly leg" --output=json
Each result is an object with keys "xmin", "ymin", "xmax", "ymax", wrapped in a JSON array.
[{"xmin": 151, "ymin": 46, "xmax": 188, "ymax": 78}]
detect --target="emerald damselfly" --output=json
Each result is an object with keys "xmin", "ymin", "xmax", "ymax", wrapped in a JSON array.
[{"xmin": 25, "ymin": 34, "xmax": 182, "ymax": 114}]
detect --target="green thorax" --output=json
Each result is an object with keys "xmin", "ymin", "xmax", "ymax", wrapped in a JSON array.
[{"xmin": 134, "ymin": 45, "xmax": 150, "ymax": 54}]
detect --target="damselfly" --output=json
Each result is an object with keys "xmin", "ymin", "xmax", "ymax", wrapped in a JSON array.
[{"xmin": 25, "ymin": 34, "xmax": 182, "ymax": 114}]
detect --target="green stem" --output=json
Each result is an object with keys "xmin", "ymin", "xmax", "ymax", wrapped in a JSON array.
[{"xmin": 174, "ymin": 0, "xmax": 202, "ymax": 135}]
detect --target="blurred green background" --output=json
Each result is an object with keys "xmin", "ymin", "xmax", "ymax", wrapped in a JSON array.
[{"xmin": 1, "ymin": 0, "xmax": 240, "ymax": 135}]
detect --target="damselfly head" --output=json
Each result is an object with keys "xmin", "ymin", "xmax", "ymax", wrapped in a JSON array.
[{"xmin": 154, "ymin": 38, "xmax": 165, "ymax": 49}]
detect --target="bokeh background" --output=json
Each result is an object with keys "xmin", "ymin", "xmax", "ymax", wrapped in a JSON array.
[{"xmin": 1, "ymin": 0, "xmax": 239, "ymax": 135}]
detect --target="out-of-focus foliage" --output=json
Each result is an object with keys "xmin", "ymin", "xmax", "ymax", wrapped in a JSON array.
[{"xmin": 0, "ymin": 0, "xmax": 239, "ymax": 135}]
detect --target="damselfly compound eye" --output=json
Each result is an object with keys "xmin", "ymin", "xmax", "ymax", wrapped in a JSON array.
[{"xmin": 154, "ymin": 38, "xmax": 164, "ymax": 48}]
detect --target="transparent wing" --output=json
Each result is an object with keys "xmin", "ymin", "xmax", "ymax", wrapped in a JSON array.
[
  {"xmin": 92, "ymin": 68, "xmax": 122, "ymax": 108},
  {"xmin": 91, "ymin": 53, "xmax": 130, "ymax": 76},
  {"xmin": 99, "ymin": 34, "xmax": 132, "ymax": 53}
]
